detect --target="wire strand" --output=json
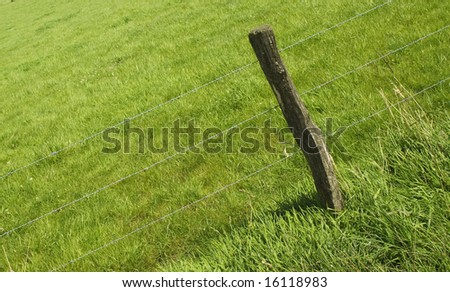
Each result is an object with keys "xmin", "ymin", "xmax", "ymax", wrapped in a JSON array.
[
  {"xmin": 279, "ymin": 1, "xmax": 391, "ymax": 52},
  {"xmin": 1, "ymin": 22, "xmax": 447, "ymax": 238},
  {"xmin": 51, "ymin": 75, "xmax": 448, "ymax": 271},
  {"xmin": 51, "ymin": 152, "xmax": 295, "ymax": 271},
  {"xmin": 0, "ymin": 1, "xmax": 391, "ymax": 180},
  {"xmin": 345, "ymin": 76, "xmax": 450, "ymax": 129},
  {"xmin": 0, "ymin": 107, "xmax": 274, "ymax": 238}
]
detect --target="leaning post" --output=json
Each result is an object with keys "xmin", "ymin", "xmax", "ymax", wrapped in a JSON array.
[{"xmin": 249, "ymin": 25, "xmax": 344, "ymax": 211}]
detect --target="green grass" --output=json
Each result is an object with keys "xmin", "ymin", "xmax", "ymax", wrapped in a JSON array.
[{"xmin": 1, "ymin": 0, "xmax": 449, "ymax": 271}]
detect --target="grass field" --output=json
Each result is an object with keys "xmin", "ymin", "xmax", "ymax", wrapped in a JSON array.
[{"xmin": 1, "ymin": 0, "xmax": 449, "ymax": 271}]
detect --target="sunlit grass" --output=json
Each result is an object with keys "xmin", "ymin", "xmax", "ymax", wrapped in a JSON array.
[{"xmin": 0, "ymin": 0, "xmax": 449, "ymax": 271}]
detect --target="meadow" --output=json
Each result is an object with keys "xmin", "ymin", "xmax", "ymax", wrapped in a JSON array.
[{"xmin": 0, "ymin": 0, "xmax": 449, "ymax": 271}]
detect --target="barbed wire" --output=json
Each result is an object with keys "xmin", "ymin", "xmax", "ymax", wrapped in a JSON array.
[
  {"xmin": 51, "ymin": 74, "xmax": 449, "ymax": 271},
  {"xmin": 0, "ymin": 1, "xmax": 391, "ymax": 180},
  {"xmin": 1, "ymin": 22, "xmax": 447, "ymax": 238}
]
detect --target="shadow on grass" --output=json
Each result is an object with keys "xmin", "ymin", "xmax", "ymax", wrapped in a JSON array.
[{"xmin": 271, "ymin": 192, "xmax": 322, "ymax": 217}]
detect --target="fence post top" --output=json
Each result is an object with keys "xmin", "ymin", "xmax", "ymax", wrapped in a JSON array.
[{"xmin": 249, "ymin": 25, "xmax": 274, "ymax": 35}]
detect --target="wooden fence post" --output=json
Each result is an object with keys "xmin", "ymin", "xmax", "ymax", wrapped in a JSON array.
[{"xmin": 249, "ymin": 25, "xmax": 344, "ymax": 211}]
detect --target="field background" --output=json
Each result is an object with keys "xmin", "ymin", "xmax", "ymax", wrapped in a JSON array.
[{"xmin": 1, "ymin": 0, "xmax": 449, "ymax": 271}]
